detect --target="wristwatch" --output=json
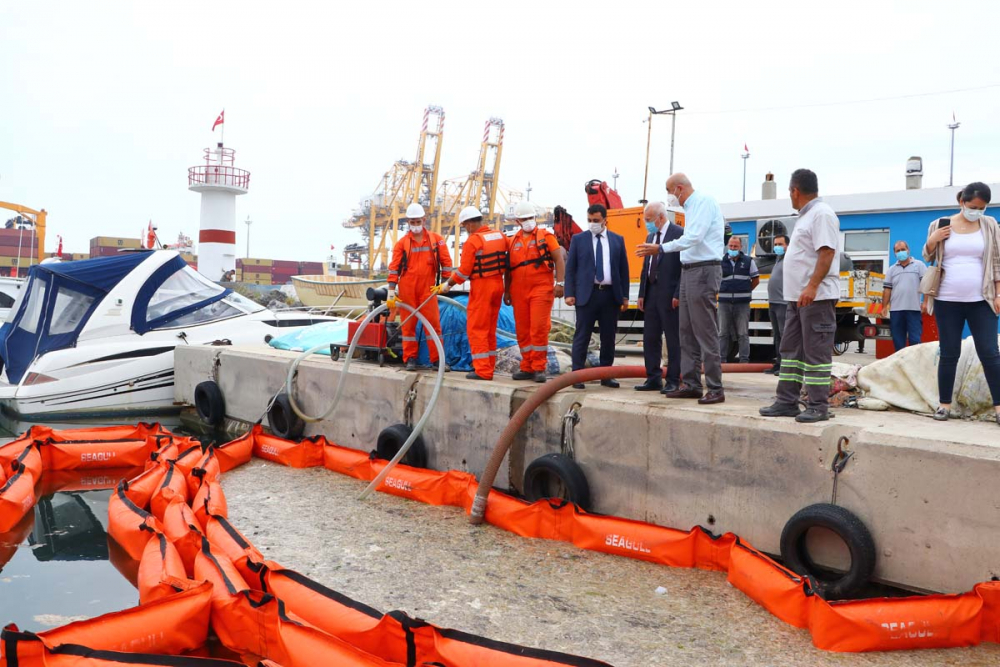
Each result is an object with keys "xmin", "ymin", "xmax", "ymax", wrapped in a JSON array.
[{"xmin": 555, "ymin": 281, "xmax": 564, "ymax": 286}]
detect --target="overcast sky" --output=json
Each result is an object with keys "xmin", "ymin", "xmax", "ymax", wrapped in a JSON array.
[{"xmin": 2, "ymin": 1, "xmax": 998, "ymax": 263}]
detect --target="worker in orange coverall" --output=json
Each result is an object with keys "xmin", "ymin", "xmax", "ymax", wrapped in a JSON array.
[
  {"xmin": 504, "ymin": 200, "xmax": 566, "ymax": 383},
  {"xmin": 432, "ymin": 206, "xmax": 508, "ymax": 380},
  {"xmin": 387, "ymin": 202, "xmax": 454, "ymax": 370}
]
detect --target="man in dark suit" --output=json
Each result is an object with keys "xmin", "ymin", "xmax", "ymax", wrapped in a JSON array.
[
  {"xmin": 564, "ymin": 203, "xmax": 630, "ymax": 389},
  {"xmin": 636, "ymin": 202, "xmax": 684, "ymax": 393}
]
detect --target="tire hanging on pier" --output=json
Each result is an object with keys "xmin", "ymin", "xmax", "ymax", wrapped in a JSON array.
[
  {"xmin": 194, "ymin": 381, "xmax": 226, "ymax": 426},
  {"xmin": 268, "ymin": 393, "xmax": 305, "ymax": 440},
  {"xmin": 523, "ymin": 452, "xmax": 591, "ymax": 511}
]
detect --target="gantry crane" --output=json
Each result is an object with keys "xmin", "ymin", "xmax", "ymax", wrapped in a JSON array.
[
  {"xmin": 0, "ymin": 201, "xmax": 47, "ymax": 272},
  {"xmin": 341, "ymin": 106, "xmax": 445, "ymax": 277},
  {"xmin": 432, "ymin": 117, "xmax": 507, "ymax": 257}
]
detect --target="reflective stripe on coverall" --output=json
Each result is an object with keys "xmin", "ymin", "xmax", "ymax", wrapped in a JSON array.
[
  {"xmin": 452, "ymin": 226, "xmax": 508, "ymax": 379},
  {"xmin": 388, "ymin": 231, "xmax": 453, "ymax": 363}
]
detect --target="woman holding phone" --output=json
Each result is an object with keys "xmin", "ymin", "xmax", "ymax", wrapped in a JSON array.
[{"xmin": 923, "ymin": 182, "xmax": 1000, "ymax": 424}]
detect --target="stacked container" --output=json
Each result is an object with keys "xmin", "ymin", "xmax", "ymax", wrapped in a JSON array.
[{"xmin": 89, "ymin": 236, "xmax": 141, "ymax": 258}]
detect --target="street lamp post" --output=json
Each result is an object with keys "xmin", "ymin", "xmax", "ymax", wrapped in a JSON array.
[
  {"xmin": 641, "ymin": 102, "xmax": 683, "ymax": 204},
  {"xmin": 741, "ymin": 147, "xmax": 750, "ymax": 202},
  {"xmin": 948, "ymin": 115, "xmax": 960, "ymax": 187},
  {"xmin": 245, "ymin": 215, "xmax": 252, "ymax": 258}
]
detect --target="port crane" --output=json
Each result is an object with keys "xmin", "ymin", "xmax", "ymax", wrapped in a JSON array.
[{"xmin": 0, "ymin": 201, "xmax": 48, "ymax": 274}]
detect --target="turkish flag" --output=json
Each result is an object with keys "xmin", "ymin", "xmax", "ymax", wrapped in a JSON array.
[
  {"xmin": 57, "ymin": 235, "xmax": 63, "ymax": 256},
  {"xmin": 213, "ymin": 110, "xmax": 225, "ymax": 131},
  {"xmin": 744, "ymin": 143, "xmax": 748, "ymax": 152}
]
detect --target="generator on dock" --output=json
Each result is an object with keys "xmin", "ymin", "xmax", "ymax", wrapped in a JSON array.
[{"xmin": 330, "ymin": 287, "xmax": 404, "ymax": 365}]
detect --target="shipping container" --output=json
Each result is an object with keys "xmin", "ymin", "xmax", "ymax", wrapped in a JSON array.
[{"xmin": 90, "ymin": 236, "xmax": 142, "ymax": 249}]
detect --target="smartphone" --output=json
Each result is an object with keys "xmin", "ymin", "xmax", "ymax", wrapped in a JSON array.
[{"xmin": 938, "ymin": 217, "xmax": 951, "ymax": 227}]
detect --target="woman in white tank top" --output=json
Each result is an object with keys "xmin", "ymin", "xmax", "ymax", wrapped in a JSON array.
[{"xmin": 922, "ymin": 182, "xmax": 1000, "ymax": 425}]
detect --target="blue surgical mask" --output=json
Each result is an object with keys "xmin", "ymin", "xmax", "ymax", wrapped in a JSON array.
[
  {"xmin": 727, "ymin": 249, "xmax": 740, "ymax": 258},
  {"xmin": 895, "ymin": 250, "xmax": 909, "ymax": 262},
  {"xmin": 774, "ymin": 246, "xmax": 785, "ymax": 256},
  {"xmin": 645, "ymin": 221, "xmax": 658, "ymax": 235}
]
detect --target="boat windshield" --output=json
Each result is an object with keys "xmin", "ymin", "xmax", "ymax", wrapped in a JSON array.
[
  {"xmin": 223, "ymin": 291, "xmax": 266, "ymax": 313},
  {"xmin": 146, "ymin": 268, "xmax": 225, "ymax": 322}
]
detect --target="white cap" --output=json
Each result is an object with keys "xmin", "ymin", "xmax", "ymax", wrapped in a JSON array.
[
  {"xmin": 513, "ymin": 200, "xmax": 536, "ymax": 220},
  {"xmin": 406, "ymin": 203, "xmax": 426, "ymax": 219},
  {"xmin": 459, "ymin": 206, "xmax": 483, "ymax": 224}
]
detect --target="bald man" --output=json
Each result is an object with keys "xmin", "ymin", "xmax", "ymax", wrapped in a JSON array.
[
  {"xmin": 636, "ymin": 202, "xmax": 684, "ymax": 392},
  {"xmin": 637, "ymin": 174, "xmax": 727, "ymax": 404}
]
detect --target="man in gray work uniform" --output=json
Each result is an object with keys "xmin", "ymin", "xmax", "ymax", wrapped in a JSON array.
[
  {"xmin": 764, "ymin": 234, "xmax": 790, "ymax": 374},
  {"xmin": 760, "ymin": 169, "xmax": 841, "ymax": 423}
]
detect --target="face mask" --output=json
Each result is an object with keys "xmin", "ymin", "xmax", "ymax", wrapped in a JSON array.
[
  {"xmin": 588, "ymin": 222, "xmax": 605, "ymax": 235},
  {"xmin": 774, "ymin": 246, "xmax": 785, "ymax": 256},
  {"xmin": 727, "ymin": 249, "xmax": 740, "ymax": 258},
  {"xmin": 964, "ymin": 207, "xmax": 984, "ymax": 222},
  {"xmin": 645, "ymin": 221, "xmax": 658, "ymax": 235},
  {"xmin": 520, "ymin": 220, "xmax": 536, "ymax": 233},
  {"xmin": 408, "ymin": 224, "xmax": 423, "ymax": 235},
  {"xmin": 895, "ymin": 250, "xmax": 909, "ymax": 262}
]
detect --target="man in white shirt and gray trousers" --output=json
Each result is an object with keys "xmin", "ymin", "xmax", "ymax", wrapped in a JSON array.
[
  {"xmin": 637, "ymin": 173, "xmax": 727, "ymax": 404},
  {"xmin": 760, "ymin": 169, "xmax": 842, "ymax": 423}
]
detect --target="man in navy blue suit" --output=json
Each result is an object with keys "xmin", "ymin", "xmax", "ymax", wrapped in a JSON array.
[
  {"xmin": 564, "ymin": 203, "xmax": 630, "ymax": 389},
  {"xmin": 636, "ymin": 201, "xmax": 684, "ymax": 393}
]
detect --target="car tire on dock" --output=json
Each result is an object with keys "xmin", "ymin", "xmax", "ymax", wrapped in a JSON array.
[
  {"xmin": 779, "ymin": 502, "xmax": 876, "ymax": 599},
  {"xmin": 194, "ymin": 381, "xmax": 225, "ymax": 426},
  {"xmin": 268, "ymin": 393, "xmax": 306, "ymax": 441},
  {"xmin": 523, "ymin": 453, "xmax": 591, "ymax": 511},
  {"xmin": 375, "ymin": 424, "xmax": 428, "ymax": 468}
]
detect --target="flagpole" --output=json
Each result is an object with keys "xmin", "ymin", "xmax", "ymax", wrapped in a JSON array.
[
  {"xmin": 221, "ymin": 109, "xmax": 225, "ymax": 146},
  {"xmin": 741, "ymin": 146, "xmax": 750, "ymax": 202}
]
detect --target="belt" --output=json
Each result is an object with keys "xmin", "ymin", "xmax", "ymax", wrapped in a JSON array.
[
  {"xmin": 593, "ymin": 284, "xmax": 612, "ymax": 290},
  {"xmin": 682, "ymin": 260, "xmax": 719, "ymax": 270}
]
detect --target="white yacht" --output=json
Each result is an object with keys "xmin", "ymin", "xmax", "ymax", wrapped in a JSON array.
[
  {"xmin": 0, "ymin": 251, "xmax": 339, "ymax": 419},
  {"xmin": 0, "ymin": 277, "xmax": 24, "ymax": 321}
]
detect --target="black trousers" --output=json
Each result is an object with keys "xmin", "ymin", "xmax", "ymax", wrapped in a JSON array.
[
  {"xmin": 642, "ymin": 281, "xmax": 680, "ymax": 384},
  {"xmin": 572, "ymin": 288, "xmax": 619, "ymax": 370}
]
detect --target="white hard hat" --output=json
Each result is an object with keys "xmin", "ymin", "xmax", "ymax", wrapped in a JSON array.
[
  {"xmin": 513, "ymin": 200, "xmax": 536, "ymax": 220},
  {"xmin": 406, "ymin": 203, "xmax": 426, "ymax": 219},
  {"xmin": 459, "ymin": 206, "xmax": 483, "ymax": 224}
]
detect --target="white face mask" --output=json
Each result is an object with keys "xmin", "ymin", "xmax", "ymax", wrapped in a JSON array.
[
  {"xmin": 408, "ymin": 223, "xmax": 423, "ymax": 235},
  {"xmin": 588, "ymin": 222, "xmax": 605, "ymax": 235},
  {"xmin": 520, "ymin": 220, "xmax": 536, "ymax": 233},
  {"xmin": 964, "ymin": 207, "xmax": 985, "ymax": 222}
]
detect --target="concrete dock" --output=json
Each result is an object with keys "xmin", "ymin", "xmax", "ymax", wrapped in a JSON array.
[{"xmin": 174, "ymin": 345, "xmax": 1000, "ymax": 594}]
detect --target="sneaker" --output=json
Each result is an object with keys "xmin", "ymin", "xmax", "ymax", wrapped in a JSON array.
[
  {"xmin": 404, "ymin": 359, "xmax": 417, "ymax": 371},
  {"xmin": 795, "ymin": 408, "xmax": 830, "ymax": 423},
  {"xmin": 932, "ymin": 407, "xmax": 950, "ymax": 421},
  {"xmin": 533, "ymin": 372, "xmax": 548, "ymax": 383},
  {"xmin": 759, "ymin": 402, "xmax": 802, "ymax": 417},
  {"xmin": 512, "ymin": 370, "xmax": 535, "ymax": 381}
]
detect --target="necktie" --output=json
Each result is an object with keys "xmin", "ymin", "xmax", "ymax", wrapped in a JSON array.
[
  {"xmin": 649, "ymin": 231, "xmax": 661, "ymax": 282},
  {"xmin": 595, "ymin": 234, "xmax": 605, "ymax": 282}
]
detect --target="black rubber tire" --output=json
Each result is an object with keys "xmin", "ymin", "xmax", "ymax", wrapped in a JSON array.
[
  {"xmin": 375, "ymin": 423, "xmax": 428, "ymax": 469},
  {"xmin": 268, "ymin": 393, "xmax": 305, "ymax": 441},
  {"xmin": 194, "ymin": 381, "xmax": 225, "ymax": 426},
  {"xmin": 779, "ymin": 503, "xmax": 876, "ymax": 599},
  {"xmin": 523, "ymin": 453, "xmax": 591, "ymax": 511}
]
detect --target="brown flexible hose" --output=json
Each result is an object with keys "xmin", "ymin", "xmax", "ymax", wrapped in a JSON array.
[{"xmin": 469, "ymin": 362, "xmax": 773, "ymax": 524}]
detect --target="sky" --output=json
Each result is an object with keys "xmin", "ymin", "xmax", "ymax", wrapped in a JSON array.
[{"xmin": 2, "ymin": 1, "xmax": 999, "ymax": 264}]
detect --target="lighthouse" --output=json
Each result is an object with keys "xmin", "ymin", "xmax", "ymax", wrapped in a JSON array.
[{"xmin": 188, "ymin": 142, "xmax": 250, "ymax": 281}]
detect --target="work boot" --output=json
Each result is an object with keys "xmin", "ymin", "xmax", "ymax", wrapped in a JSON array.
[
  {"xmin": 533, "ymin": 372, "xmax": 548, "ymax": 383},
  {"xmin": 465, "ymin": 372, "xmax": 489, "ymax": 381},
  {"xmin": 600, "ymin": 379, "xmax": 621, "ymax": 389},
  {"xmin": 759, "ymin": 402, "xmax": 801, "ymax": 417},
  {"xmin": 763, "ymin": 364, "xmax": 780, "ymax": 375},
  {"xmin": 405, "ymin": 359, "xmax": 417, "ymax": 371},
  {"xmin": 795, "ymin": 408, "xmax": 830, "ymax": 423},
  {"xmin": 512, "ymin": 370, "xmax": 535, "ymax": 380},
  {"xmin": 572, "ymin": 383, "xmax": 586, "ymax": 390}
]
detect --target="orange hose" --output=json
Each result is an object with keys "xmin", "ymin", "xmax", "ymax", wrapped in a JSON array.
[{"xmin": 470, "ymin": 362, "xmax": 774, "ymax": 524}]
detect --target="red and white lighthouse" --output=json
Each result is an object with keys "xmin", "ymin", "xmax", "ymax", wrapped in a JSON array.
[{"xmin": 188, "ymin": 143, "xmax": 250, "ymax": 281}]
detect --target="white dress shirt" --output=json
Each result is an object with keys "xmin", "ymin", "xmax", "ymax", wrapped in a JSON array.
[
  {"xmin": 659, "ymin": 190, "xmax": 726, "ymax": 264},
  {"xmin": 592, "ymin": 230, "xmax": 612, "ymax": 285}
]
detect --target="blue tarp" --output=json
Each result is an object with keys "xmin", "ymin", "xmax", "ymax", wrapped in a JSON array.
[
  {"xmin": 416, "ymin": 294, "xmax": 517, "ymax": 371},
  {"xmin": 268, "ymin": 320, "xmax": 350, "ymax": 353}
]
